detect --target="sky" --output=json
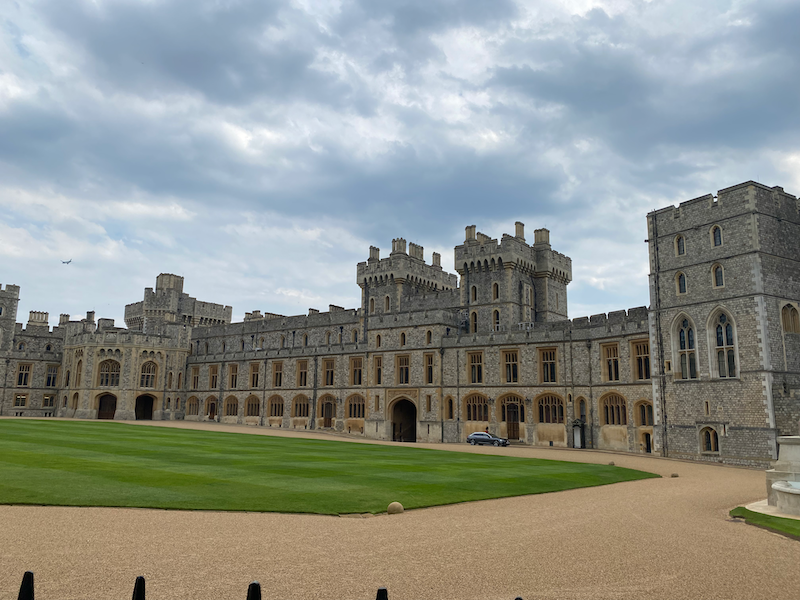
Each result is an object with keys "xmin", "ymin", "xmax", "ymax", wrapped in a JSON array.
[{"xmin": 2, "ymin": 0, "xmax": 799, "ymax": 327}]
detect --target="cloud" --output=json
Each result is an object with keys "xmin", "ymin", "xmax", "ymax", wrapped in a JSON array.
[{"xmin": 1, "ymin": 0, "xmax": 798, "ymax": 327}]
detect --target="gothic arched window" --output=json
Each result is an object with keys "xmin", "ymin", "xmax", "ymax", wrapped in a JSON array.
[
  {"xmin": 713, "ymin": 265, "xmax": 724, "ymax": 288},
  {"xmin": 715, "ymin": 313, "xmax": 736, "ymax": 378},
  {"xmin": 678, "ymin": 318, "xmax": 697, "ymax": 379},
  {"xmin": 782, "ymin": 305, "xmax": 800, "ymax": 334},
  {"xmin": 675, "ymin": 235, "xmax": 685, "ymax": 256},
  {"xmin": 676, "ymin": 272, "xmax": 687, "ymax": 295}
]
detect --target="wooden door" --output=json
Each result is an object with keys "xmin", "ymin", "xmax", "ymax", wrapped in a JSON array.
[
  {"xmin": 323, "ymin": 402, "xmax": 333, "ymax": 428},
  {"xmin": 506, "ymin": 403, "xmax": 519, "ymax": 440},
  {"xmin": 98, "ymin": 395, "xmax": 116, "ymax": 420}
]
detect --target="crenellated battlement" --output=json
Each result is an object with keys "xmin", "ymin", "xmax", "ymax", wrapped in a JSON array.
[
  {"xmin": 648, "ymin": 181, "xmax": 800, "ymax": 237},
  {"xmin": 357, "ymin": 240, "xmax": 458, "ymax": 292},
  {"xmin": 455, "ymin": 222, "xmax": 572, "ymax": 283}
]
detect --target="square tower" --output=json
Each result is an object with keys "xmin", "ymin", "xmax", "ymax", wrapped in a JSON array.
[{"xmin": 648, "ymin": 181, "xmax": 800, "ymax": 466}]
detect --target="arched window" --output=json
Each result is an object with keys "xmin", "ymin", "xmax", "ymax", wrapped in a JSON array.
[
  {"xmin": 470, "ymin": 312, "xmax": 477, "ymax": 334},
  {"xmin": 70, "ymin": 392, "xmax": 79, "ymax": 410},
  {"xmin": 222, "ymin": 342, "xmax": 226, "ymax": 353},
  {"xmin": 676, "ymin": 272, "xmax": 687, "ymax": 295},
  {"xmin": 601, "ymin": 394, "xmax": 627, "ymax": 425},
  {"xmin": 326, "ymin": 332, "xmax": 331, "ymax": 345},
  {"xmin": 782, "ymin": 304, "xmax": 800, "ymax": 333},
  {"xmin": 400, "ymin": 332, "xmax": 406, "ymax": 346},
  {"xmin": 268, "ymin": 396, "xmax": 284, "ymax": 417},
  {"xmin": 701, "ymin": 427, "xmax": 719, "ymax": 452},
  {"xmin": 204, "ymin": 342, "xmax": 209, "ymax": 354},
  {"xmin": 493, "ymin": 310, "xmax": 500, "ymax": 331},
  {"xmin": 713, "ymin": 265, "xmax": 724, "ymax": 288},
  {"xmin": 259, "ymin": 337, "xmax": 265, "ymax": 349},
  {"xmin": 17, "ymin": 342, "xmax": 25, "ymax": 351},
  {"xmin": 303, "ymin": 334, "xmax": 308, "ymax": 347},
  {"xmin": 177, "ymin": 373, "xmax": 183, "ymax": 389},
  {"xmin": 711, "ymin": 226, "xmax": 722, "ymax": 247},
  {"xmin": 376, "ymin": 334, "xmax": 381, "ymax": 348},
  {"xmin": 636, "ymin": 401, "xmax": 654, "ymax": 426},
  {"xmin": 465, "ymin": 395, "xmax": 488, "ymax": 421},
  {"xmin": 347, "ymin": 396, "xmax": 365, "ymax": 418},
  {"xmin": 246, "ymin": 396, "xmax": 260, "ymax": 417},
  {"xmin": 447, "ymin": 397, "xmax": 454, "ymax": 419},
  {"xmin": 714, "ymin": 312, "xmax": 736, "ymax": 378},
  {"xmin": 537, "ymin": 395, "xmax": 564, "ymax": 424},
  {"xmin": 675, "ymin": 235, "xmax": 685, "ymax": 256},
  {"xmin": 426, "ymin": 330, "xmax": 432, "ymax": 344},
  {"xmin": 168, "ymin": 372, "xmax": 173, "ymax": 389},
  {"xmin": 677, "ymin": 317, "xmax": 697, "ymax": 379},
  {"xmin": 352, "ymin": 330, "xmax": 358, "ymax": 343},
  {"xmin": 241, "ymin": 340, "xmax": 246, "ymax": 351},
  {"xmin": 579, "ymin": 398, "xmax": 586, "ymax": 421},
  {"xmin": 280, "ymin": 336, "xmax": 285, "ymax": 349},
  {"xmin": 369, "ymin": 298, "xmax": 375, "ymax": 313},
  {"xmin": 140, "ymin": 362, "xmax": 157, "ymax": 388},
  {"xmin": 75, "ymin": 360, "xmax": 82, "ymax": 387},
  {"xmin": 224, "ymin": 397, "xmax": 238, "ymax": 416},
  {"xmin": 471, "ymin": 286, "xmax": 477, "ymax": 302},
  {"xmin": 492, "ymin": 282, "xmax": 499, "ymax": 300},
  {"xmin": 385, "ymin": 296, "xmax": 391, "ymax": 312},
  {"xmin": 292, "ymin": 395, "xmax": 309, "ymax": 417},
  {"xmin": 45, "ymin": 344, "xmax": 51, "ymax": 352},
  {"xmin": 187, "ymin": 397, "xmax": 199, "ymax": 416},
  {"xmin": 65, "ymin": 371, "xmax": 70, "ymax": 387},
  {"xmin": 98, "ymin": 360, "xmax": 120, "ymax": 387}
]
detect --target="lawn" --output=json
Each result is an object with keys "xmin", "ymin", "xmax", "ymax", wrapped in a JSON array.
[
  {"xmin": 730, "ymin": 507, "xmax": 800, "ymax": 540},
  {"xmin": 0, "ymin": 420, "xmax": 658, "ymax": 514}
]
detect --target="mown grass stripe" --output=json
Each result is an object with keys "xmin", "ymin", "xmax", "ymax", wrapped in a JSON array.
[{"xmin": 0, "ymin": 420, "xmax": 658, "ymax": 514}]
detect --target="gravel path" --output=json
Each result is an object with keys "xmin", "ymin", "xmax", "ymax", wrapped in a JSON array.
[{"xmin": 1, "ymin": 420, "xmax": 797, "ymax": 600}]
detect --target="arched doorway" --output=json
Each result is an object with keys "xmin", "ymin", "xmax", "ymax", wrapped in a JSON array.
[
  {"xmin": 392, "ymin": 399, "xmax": 417, "ymax": 442},
  {"xmin": 207, "ymin": 400, "xmax": 217, "ymax": 420},
  {"xmin": 135, "ymin": 395, "xmax": 154, "ymax": 420},
  {"xmin": 572, "ymin": 419, "xmax": 585, "ymax": 449},
  {"xmin": 502, "ymin": 396, "xmax": 523, "ymax": 440},
  {"xmin": 643, "ymin": 432, "xmax": 652, "ymax": 453},
  {"xmin": 321, "ymin": 399, "xmax": 335, "ymax": 428},
  {"xmin": 97, "ymin": 394, "xmax": 117, "ymax": 420}
]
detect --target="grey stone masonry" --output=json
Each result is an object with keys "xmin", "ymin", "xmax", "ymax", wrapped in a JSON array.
[
  {"xmin": 124, "ymin": 273, "xmax": 232, "ymax": 333},
  {"xmin": 648, "ymin": 181, "xmax": 800, "ymax": 468},
  {"xmin": 2, "ymin": 183, "xmax": 797, "ymax": 468}
]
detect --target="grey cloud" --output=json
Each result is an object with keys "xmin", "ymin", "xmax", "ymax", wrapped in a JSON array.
[{"xmin": 39, "ymin": 0, "xmax": 354, "ymax": 107}]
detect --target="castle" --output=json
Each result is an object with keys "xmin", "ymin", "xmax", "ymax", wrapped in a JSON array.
[{"xmin": 1, "ymin": 181, "xmax": 798, "ymax": 467}]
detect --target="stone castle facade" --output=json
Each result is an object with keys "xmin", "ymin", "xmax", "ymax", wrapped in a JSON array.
[{"xmin": 1, "ymin": 181, "xmax": 798, "ymax": 467}]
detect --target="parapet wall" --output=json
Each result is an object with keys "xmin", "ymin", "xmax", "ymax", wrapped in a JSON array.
[{"xmin": 648, "ymin": 181, "xmax": 799, "ymax": 237}]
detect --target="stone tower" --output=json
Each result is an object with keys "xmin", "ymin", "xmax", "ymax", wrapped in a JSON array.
[
  {"xmin": 453, "ymin": 223, "xmax": 572, "ymax": 334},
  {"xmin": 648, "ymin": 181, "xmax": 800, "ymax": 463},
  {"xmin": 0, "ymin": 284, "xmax": 20, "ymax": 352}
]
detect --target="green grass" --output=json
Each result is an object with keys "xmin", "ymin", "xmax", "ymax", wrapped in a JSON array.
[
  {"xmin": 0, "ymin": 420, "xmax": 658, "ymax": 515},
  {"xmin": 730, "ymin": 507, "xmax": 800, "ymax": 540}
]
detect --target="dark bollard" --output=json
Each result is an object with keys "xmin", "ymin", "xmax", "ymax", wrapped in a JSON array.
[
  {"xmin": 132, "ymin": 576, "xmax": 146, "ymax": 600},
  {"xmin": 376, "ymin": 587, "xmax": 388, "ymax": 600},
  {"xmin": 18, "ymin": 571, "xmax": 34, "ymax": 600},
  {"xmin": 246, "ymin": 581, "xmax": 262, "ymax": 600}
]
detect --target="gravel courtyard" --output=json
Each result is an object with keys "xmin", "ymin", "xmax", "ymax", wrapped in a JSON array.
[{"xmin": 0, "ymin": 420, "xmax": 797, "ymax": 600}]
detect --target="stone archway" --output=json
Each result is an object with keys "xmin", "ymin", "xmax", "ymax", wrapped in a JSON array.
[
  {"xmin": 392, "ymin": 399, "xmax": 417, "ymax": 442},
  {"xmin": 97, "ymin": 394, "xmax": 117, "ymax": 420},
  {"xmin": 135, "ymin": 395, "xmax": 154, "ymax": 420}
]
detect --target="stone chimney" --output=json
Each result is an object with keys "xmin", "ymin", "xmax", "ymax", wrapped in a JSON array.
[
  {"xmin": 515, "ymin": 221, "xmax": 525, "ymax": 241},
  {"xmin": 432, "ymin": 252, "xmax": 441, "ymax": 267},
  {"xmin": 465, "ymin": 225, "xmax": 476, "ymax": 241}
]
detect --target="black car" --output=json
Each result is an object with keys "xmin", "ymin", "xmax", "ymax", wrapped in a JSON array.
[{"xmin": 466, "ymin": 432, "xmax": 510, "ymax": 446}]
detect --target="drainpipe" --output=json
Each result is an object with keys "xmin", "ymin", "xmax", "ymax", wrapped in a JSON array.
[{"xmin": 310, "ymin": 356, "xmax": 318, "ymax": 430}]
